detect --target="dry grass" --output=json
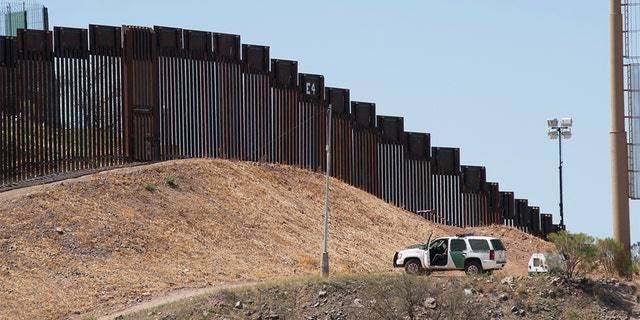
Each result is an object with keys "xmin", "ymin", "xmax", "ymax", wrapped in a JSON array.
[{"xmin": 0, "ymin": 158, "xmax": 550, "ymax": 319}]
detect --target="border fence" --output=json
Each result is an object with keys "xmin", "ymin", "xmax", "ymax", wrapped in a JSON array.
[{"xmin": 0, "ymin": 24, "xmax": 558, "ymax": 238}]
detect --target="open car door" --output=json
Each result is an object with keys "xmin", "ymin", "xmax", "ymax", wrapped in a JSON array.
[{"xmin": 424, "ymin": 233, "xmax": 432, "ymax": 267}]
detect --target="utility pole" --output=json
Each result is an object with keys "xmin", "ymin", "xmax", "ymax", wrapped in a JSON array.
[
  {"xmin": 321, "ymin": 104, "xmax": 332, "ymax": 278},
  {"xmin": 609, "ymin": 0, "xmax": 631, "ymax": 252}
]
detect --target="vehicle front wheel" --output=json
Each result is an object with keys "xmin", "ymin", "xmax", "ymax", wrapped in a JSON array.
[
  {"xmin": 404, "ymin": 260, "xmax": 423, "ymax": 275},
  {"xmin": 464, "ymin": 261, "xmax": 482, "ymax": 275}
]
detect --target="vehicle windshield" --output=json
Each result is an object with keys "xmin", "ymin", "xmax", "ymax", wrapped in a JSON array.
[{"xmin": 429, "ymin": 238, "xmax": 446, "ymax": 249}]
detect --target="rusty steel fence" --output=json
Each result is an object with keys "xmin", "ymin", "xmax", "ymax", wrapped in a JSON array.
[
  {"xmin": 1, "ymin": 26, "xmax": 126, "ymax": 181},
  {"xmin": 0, "ymin": 24, "xmax": 557, "ymax": 238}
]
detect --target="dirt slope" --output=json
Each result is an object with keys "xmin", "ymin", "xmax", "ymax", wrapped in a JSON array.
[{"xmin": 0, "ymin": 159, "xmax": 550, "ymax": 319}]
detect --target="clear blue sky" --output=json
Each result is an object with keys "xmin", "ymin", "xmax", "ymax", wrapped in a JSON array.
[{"xmin": 44, "ymin": 1, "xmax": 637, "ymax": 243}]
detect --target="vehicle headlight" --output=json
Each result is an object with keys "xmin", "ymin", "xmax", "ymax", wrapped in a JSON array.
[{"xmin": 397, "ymin": 253, "xmax": 403, "ymax": 260}]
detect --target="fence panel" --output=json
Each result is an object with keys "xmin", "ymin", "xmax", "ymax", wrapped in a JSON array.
[
  {"xmin": 184, "ymin": 30, "xmax": 217, "ymax": 158},
  {"xmin": 14, "ymin": 29, "xmax": 56, "ymax": 179},
  {"xmin": 88, "ymin": 25, "xmax": 125, "ymax": 167},
  {"xmin": 431, "ymin": 147, "xmax": 461, "ymax": 226},
  {"xmin": 377, "ymin": 115, "xmax": 406, "ymax": 206},
  {"xmin": 213, "ymin": 33, "xmax": 242, "ymax": 160},
  {"xmin": 271, "ymin": 59, "xmax": 299, "ymax": 166},
  {"xmin": 530, "ymin": 206, "xmax": 541, "ymax": 237},
  {"xmin": 123, "ymin": 26, "xmax": 158, "ymax": 161},
  {"xmin": 404, "ymin": 132, "xmax": 431, "ymax": 213},
  {"xmin": 515, "ymin": 199, "xmax": 529, "ymax": 232},
  {"xmin": 541, "ymin": 213, "xmax": 554, "ymax": 238},
  {"xmin": 156, "ymin": 26, "xmax": 207, "ymax": 160},
  {"xmin": 351, "ymin": 101, "xmax": 377, "ymax": 194},
  {"xmin": 299, "ymin": 73, "xmax": 325, "ymax": 171},
  {"xmin": 156, "ymin": 26, "xmax": 184, "ymax": 159},
  {"xmin": 461, "ymin": 166, "xmax": 487, "ymax": 227},
  {"xmin": 0, "ymin": 36, "xmax": 17, "ymax": 182},
  {"xmin": 55, "ymin": 26, "xmax": 92, "ymax": 172},
  {"xmin": 500, "ymin": 191, "xmax": 515, "ymax": 226},
  {"xmin": 326, "ymin": 87, "xmax": 351, "ymax": 183},
  {"xmin": 242, "ymin": 44, "xmax": 271, "ymax": 162},
  {"xmin": 486, "ymin": 182, "xmax": 501, "ymax": 225}
]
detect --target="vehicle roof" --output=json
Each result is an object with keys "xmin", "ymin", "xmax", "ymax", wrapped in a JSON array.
[{"xmin": 437, "ymin": 234, "xmax": 501, "ymax": 240}]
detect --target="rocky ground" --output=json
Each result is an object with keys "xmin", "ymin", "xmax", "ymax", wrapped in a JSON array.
[
  {"xmin": 0, "ymin": 158, "xmax": 636, "ymax": 319},
  {"xmin": 118, "ymin": 273, "xmax": 640, "ymax": 320}
]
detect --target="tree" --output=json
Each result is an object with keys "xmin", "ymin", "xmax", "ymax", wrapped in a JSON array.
[
  {"xmin": 596, "ymin": 238, "xmax": 628, "ymax": 277},
  {"xmin": 547, "ymin": 231, "xmax": 598, "ymax": 279}
]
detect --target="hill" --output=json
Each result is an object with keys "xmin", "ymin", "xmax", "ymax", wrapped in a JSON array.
[
  {"xmin": 0, "ymin": 159, "xmax": 551, "ymax": 319},
  {"xmin": 115, "ymin": 273, "xmax": 640, "ymax": 320}
]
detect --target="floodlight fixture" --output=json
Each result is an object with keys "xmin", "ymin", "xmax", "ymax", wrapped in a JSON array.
[{"xmin": 546, "ymin": 116, "xmax": 573, "ymax": 231}]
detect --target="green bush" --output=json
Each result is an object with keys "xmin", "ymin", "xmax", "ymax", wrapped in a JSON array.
[
  {"xmin": 597, "ymin": 238, "xmax": 634, "ymax": 278},
  {"xmin": 164, "ymin": 176, "xmax": 176, "ymax": 186},
  {"xmin": 547, "ymin": 231, "xmax": 598, "ymax": 279}
]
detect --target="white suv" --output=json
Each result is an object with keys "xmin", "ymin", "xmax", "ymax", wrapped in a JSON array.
[{"xmin": 392, "ymin": 233, "xmax": 507, "ymax": 275}]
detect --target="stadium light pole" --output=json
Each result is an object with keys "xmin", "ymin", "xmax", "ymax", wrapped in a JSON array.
[
  {"xmin": 321, "ymin": 104, "xmax": 332, "ymax": 278},
  {"xmin": 547, "ymin": 117, "xmax": 572, "ymax": 231}
]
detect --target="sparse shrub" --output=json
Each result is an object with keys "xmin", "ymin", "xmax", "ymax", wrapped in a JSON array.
[
  {"xmin": 545, "ymin": 254, "xmax": 569, "ymax": 275},
  {"xmin": 475, "ymin": 279, "xmax": 496, "ymax": 294},
  {"xmin": 485, "ymin": 282, "xmax": 496, "ymax": 294},
  {"xmin": 365, "ymin": 274, "xmax": 432, "ymax": 320},
  {"xmin": 144, "ymin": 182, "xmax": 155, "ymax": 191},
  {"xmin": 164, "ymin": 176, "xmax": 176, "ymax": 186},
  {"xmin": 547, "ymin": 231, "xmax": 598, "ymax": 279},
  {"xmin": 566, "ymin": 309, "xmax": 580, "ymax": 320},
  {"xmin": 597, "ymin": 238, "xmax": 633, "ymax": 277},
  {"xmin": 430, "ymin": 281, "xmax": 488, "ymax": 320},
  {"xmin": 363, "ymin": 275, "xmax": 489, "ymax": 320}
]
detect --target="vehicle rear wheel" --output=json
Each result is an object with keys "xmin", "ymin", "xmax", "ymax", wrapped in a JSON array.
[
  {"xmin": 464, "ymin": 261, "xmax": 482, "ymax": 275},
  {"xmin": 405, "ymin": 259, "xmax": 423, "ymax": 275}
]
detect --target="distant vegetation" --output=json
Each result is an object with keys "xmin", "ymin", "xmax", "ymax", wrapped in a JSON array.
[{"xmin": 546, "ymin": 230, "xmax": 637, "ymax": 279}]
